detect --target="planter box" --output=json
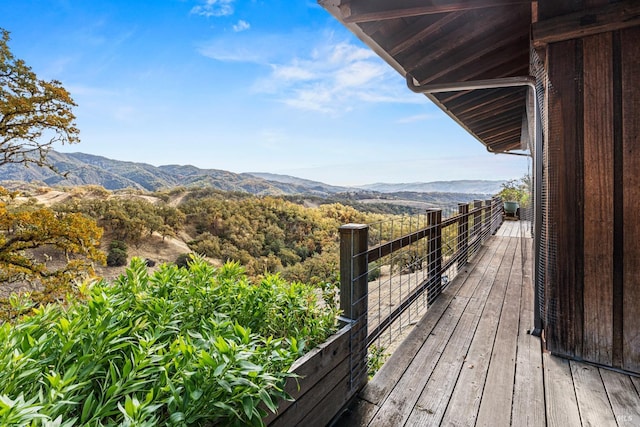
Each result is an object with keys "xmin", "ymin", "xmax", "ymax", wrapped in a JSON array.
[{"xmin": 264, "ymin": 323, "xmax": 362, "ymax": 426}]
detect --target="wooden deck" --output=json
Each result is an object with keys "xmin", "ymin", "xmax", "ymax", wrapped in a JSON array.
[{"xmin": 334, "ymin": 221, "xmax": 640, "ymax": 427}]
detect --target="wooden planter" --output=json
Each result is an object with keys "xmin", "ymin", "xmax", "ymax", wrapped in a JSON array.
[{"xmin": 264, "ymin": 323, "xmax": 362, "ymax": 426}]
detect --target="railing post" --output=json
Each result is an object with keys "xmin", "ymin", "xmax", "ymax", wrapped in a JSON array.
[
  {"xmin": 339, "ymin": 224, "xmax": 369, "ymax": 391},
  {"xmin": 483, "ymin": 199, "xmax": 492, "ymax": 240},
  {"xmin": 426, "ymin": 209, "xmax": 442, "ymax": 303},
  {"xmin": 473, "ymin": 200, "xmax": 483, "ymax": 241},
  {"xmin": 492, "ymin": 196, "xmax": 503, "ymax": 234},
  {"xmin": 458, "ymin": 203, "xmax": 469, "ymax": 268}
]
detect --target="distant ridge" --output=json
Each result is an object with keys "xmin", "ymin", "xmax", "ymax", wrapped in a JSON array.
[
  {"xmin": 245, "ymin": 172, "xmax": 349, "ymax": 194},
  {"xmin": 0, "ymin": 151, "xmax": 505, "ymax": 196},
  {"xmin": 0, "ymin": 151, "xmax": 338, "ymax": 196},
  {"xmin": 359, "ymin": 180, "xmax": 503, "ymax": 195}
]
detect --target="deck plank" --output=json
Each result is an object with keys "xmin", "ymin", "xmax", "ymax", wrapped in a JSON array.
[
  {"xmin": 366, "ymin": 236, "xmax": 512, "ymax": 426},
  {"xmin": 333, "ymin": 221, "xmax": 640, "ymax": 427},
  {"xmin": 475, "ymin": 236, "xmax": 523, "ymax": 427},
  {"xmin": 357, "ymin": 248, "xmax": 488, "ymax": 408},
  {"xmin": 544, "ymin": 353, "xmax": 582, "ymax": 427},
  {"xmin": 439, "ymin": 237, "xmax": 517, "ymax": 426},
  {"xmin": 357, "ymin": 226, "xmax": 504, "ymax": 409},
  {"xmin": 511, "ymin": 240, "xmax": 545, "ymax": 427},
  {"xmin": 403, "ymin": 239, "xmax": 514, "ymax": 426},
  {"xmin": 600, "ymin": 367, "xmax": 640, "ymax": 427},
  {"xmin": 403, "ymin": 310, "xmax": 479, "ymax": 426},
  {"xmin": 367, "ymin": 295, "xmax": 470, "ymax": 426},
  {"xmin": 570, "ymin": 361, "xmax": 617, "ymax": 426}
]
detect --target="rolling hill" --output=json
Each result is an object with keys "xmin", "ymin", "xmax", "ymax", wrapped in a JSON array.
[{"xmin": 0, "ymin": 151, "xmax": 505, "ymax": 198}]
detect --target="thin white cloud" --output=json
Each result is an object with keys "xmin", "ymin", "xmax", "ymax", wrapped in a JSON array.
[
  {"xmin": 198, "ymin": 29, "xmax": 423, "ymax": 114},
  {"xmin": 191, "ymin": 0, "xmax": 235, "ymax": 17},
  {"xmin": 233, "ymin": 20, "xmax": 250, "ymax": 32},
  {"xmin": 271, "ymin": 62, "xmax": 316, "ymax": 82},
  {"xmin": 256, "ymin": 37, "xmax": 422, "ymax": 114},
  {"xmin": 198, "ymin": 33, "xmax": 287, "ymax": 63},
  {"xmin": 113, "ymin": 105, "xmax": 138, "ymax": 122}
]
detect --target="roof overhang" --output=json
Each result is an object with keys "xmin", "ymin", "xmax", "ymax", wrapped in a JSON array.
[{"xmin": 319, "ymin": 0, "xmax": 534, "ymax": 154}]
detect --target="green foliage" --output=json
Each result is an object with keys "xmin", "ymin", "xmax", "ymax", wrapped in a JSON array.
[
  {"xmin": 175, "ymin": 253, "xmax": 192, "ymax": 269},
  {"xmin": 106, "ymin": 248, "xmax": 127, "ymax": 267},
  {"xmin": 179, "ymin": 196, "xmax": 382, "ymax": 279},
  {"xmin": 498, "ymin": 174, "xmax": 531, "ymax": 206},
  {"xmin": 50, "ymin": 187, "xmax": 400, "ymax": 288},
  {"xmin": 55, "ymin": 198, "xmax": 185, "ymax": 247},
  {"xmin": 0, "ymin": 257, "xmax": 338, "ymax": 426},
  {"xmin": 367, "ymin": 345, "xmax": 388, "ymax": 378},
  {"xmin": 0, "ymin": 28, "xmax": 79, "ymax": 169},
  {"xmin": 109, "ymin": 239, "xmax": 127, "ymax": 252},
  {"xmin": 0, "ymin": 187, "xmax": 105, "ymax": 298},
  {"xmin": 106, "ymin": 240, "xmax": 128, "ymax": 267},
  {"xmin": 367, "ymin": 261, "xmax": 381, "ymax": 282},
  {"xmin": 51, "ymin": 187, "xmax": 394, "ymax": 286}
]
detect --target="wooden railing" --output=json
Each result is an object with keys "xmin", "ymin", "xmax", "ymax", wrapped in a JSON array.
[
  {"xmin": 265, "ymin": 198, "xmax": 503, "ymax": 426},
  {"xmin": 341, "ymin": 197, "xmax": 503, "ymax": 353}
]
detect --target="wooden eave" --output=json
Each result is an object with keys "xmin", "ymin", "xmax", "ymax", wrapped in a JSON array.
[{"xmin": 319, "ymin": 0, "xmax": 534, "ymax": 153}]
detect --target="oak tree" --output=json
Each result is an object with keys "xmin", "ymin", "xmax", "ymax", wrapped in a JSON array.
[
  {"xmin": 1, "ymin": 28, "xmax": 79, "ymax": 169},
  {"xmin": 0, "ymin": 187, "xmax": 106, "ymax": 289}
]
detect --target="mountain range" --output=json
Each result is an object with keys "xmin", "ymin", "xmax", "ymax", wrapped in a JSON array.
[{"xmin": 0, "ymin": 151, "xmax": 505, "ymax": 196}]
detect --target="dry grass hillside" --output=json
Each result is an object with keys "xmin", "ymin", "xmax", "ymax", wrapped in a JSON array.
[{"xmin": 0, "ymin": 185, "xmax": 202, "ymax": 298}]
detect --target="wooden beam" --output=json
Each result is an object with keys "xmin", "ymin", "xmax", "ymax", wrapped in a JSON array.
[
  {"xmin": 401, "ymin": 8, "xmax": 517, "ymax": 74},
  {"xmin": 388, "ymin": 11, "xmax": 465, "ymax": 56},
  {"xmin": 533, "ymin": 0, "xmax": 640, "ymax": 48},
  {"xmin": 438, "ymin": 87, "xmax": 512, "ymax": 109},
  {"xmin": 455, "ymin": 96, "xmax": 524, "ymax": 121},
  {"xmin": 340, "ymin": 0, "xmax": 531, "ymax": 24},
  {"xmin": 433, "ymin": 40, "xmax": 529, "ymax": 85}
]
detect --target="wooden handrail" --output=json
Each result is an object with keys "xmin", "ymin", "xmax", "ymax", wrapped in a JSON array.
[
  {"xmin": 367, "ymin": 224, "xmax": 436, "ymax": 263},
  {"xmin": 340, "ymin": 199, "xmax": 504, "ymax": 351}
]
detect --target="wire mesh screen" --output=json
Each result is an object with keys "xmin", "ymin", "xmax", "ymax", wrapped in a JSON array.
[
  {"xmin": 366, "ymin": 213, "xmax": 433, "ymax": 356},
  {"xmin": 531, "ymin": 47, "xmax": 552, "ymax": 333},
  {"xmin": 363, "ymin": 200, "xmax": 502, "ymax": 359}
]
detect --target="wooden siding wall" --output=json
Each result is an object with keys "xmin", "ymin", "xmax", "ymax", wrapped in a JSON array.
[{"xmin": 540, "ymin": 1, "xmax": 640, "ymax": 374}]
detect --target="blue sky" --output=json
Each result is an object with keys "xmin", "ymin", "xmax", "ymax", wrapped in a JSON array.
[{"xmin": 1, "ymin": 0, "xmax": 528, "ymax": 186}]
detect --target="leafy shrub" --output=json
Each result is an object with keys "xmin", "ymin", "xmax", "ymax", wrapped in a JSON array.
[
  {"xmin": 175, "ymin": 252, "xmax": 192, "ymax": 269},
  {"xmin": 106, "ymin": 248, "xmax": 127, "ymax": 266},
  {"xmin": 106, "ymin": 240, "xmax": 128, "ymax": 266},
  {"xmin": 498, "ymin": 174, "xmax": 531, "ymax": 206},
  {"xmin": 368, "ymin": 261, "xmax": 381, "ymax": 282},
  {"xmin": 109, "ymin": 239, "xmax": 127, "ymax": 252},
  {"xmin": 0, "ymin": 257, "xmax": 338, "ymax": 426},
  {"xmin": 367, "ymin": 345, "xmax": 388, "ymax": 378}
]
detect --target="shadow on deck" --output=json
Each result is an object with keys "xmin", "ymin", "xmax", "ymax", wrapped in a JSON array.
[{"xmin": 334, "ymin": 221, "xmax": 640, "ymax": 426}]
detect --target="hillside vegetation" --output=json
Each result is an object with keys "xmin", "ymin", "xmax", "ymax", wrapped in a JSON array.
[
  {"xmin": 0, "ymin": 184, "xmax": 392, "ymax": 299},
  {"xmin": 0, "ymin": 258, "xmax": 338, "ymax": 426}
]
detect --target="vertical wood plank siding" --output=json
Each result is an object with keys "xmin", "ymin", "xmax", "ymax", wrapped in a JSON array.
[
  {"xmin": 582, "ymin": 32, "xmax": 614, "ymax": 367},
  {"xmin": 621, "ymin": 26, "xmax": 640, "ymax": 373},
  {"xmin": 546, "ymin": 38, "xmax": 584, "ymax": 359},
  {"xmin": 542, "ymin": 4, "xmax": 640, "ymax": 372}
]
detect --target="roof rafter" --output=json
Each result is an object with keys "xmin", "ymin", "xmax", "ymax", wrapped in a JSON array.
[
  {"xmin": 339, "ymin": 0, "xmax": 531, "ymax": 23},
  {"xmin": 388, "ymin": 11, "xmax": 466, "ymax": 56}
]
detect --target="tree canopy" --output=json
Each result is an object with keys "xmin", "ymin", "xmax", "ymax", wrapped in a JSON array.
[
  {"xmin": 0, "ymin": 187, "xmax": 105, "ymax": 293},
  {"xmin": 0, "ymin": 28, "xmax": 79, "ymax": 169}
]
